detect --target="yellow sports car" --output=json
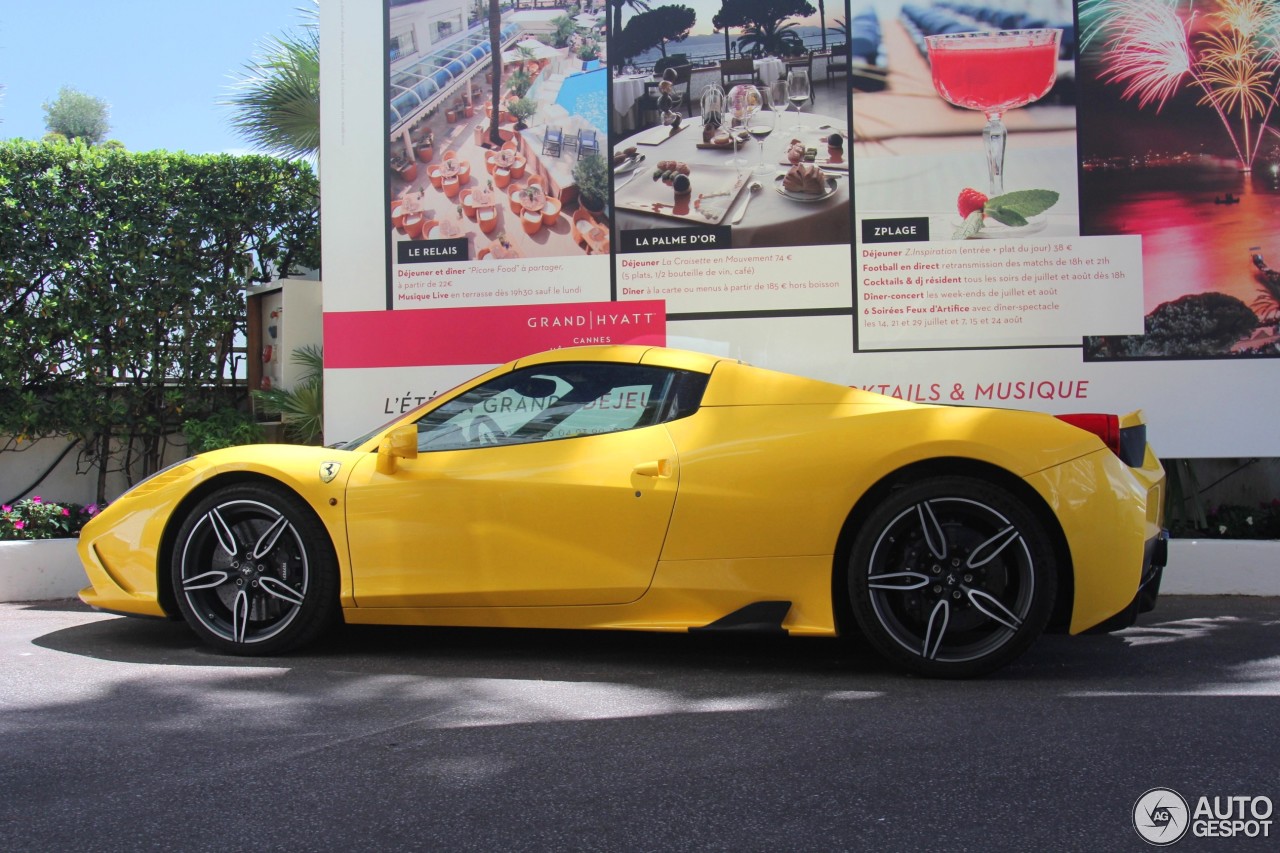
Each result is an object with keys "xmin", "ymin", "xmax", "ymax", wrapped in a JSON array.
[{"xmin": 78, "ymin": 345, "xmax": 1168, "ymax": 677}]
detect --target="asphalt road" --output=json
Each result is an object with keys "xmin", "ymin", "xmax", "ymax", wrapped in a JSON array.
[{"xmin": 2, "ymin": 596, "xmax": 1277, "ymax": 852}]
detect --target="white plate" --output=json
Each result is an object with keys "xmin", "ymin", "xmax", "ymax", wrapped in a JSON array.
[{"xmin": 774, "ymin": 174, "xmax": 838, "ymax": 202}]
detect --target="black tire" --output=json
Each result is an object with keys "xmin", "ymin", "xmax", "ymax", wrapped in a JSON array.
[
  {"xmin": 171, "ymin": 482, "xmax": 339, "ymax": 655},
  {"xmin": 847, "ymin": 476, "xmax": 1056, "ymax": 678}
]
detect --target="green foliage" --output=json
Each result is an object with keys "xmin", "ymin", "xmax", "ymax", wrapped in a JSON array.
[
  {"xmin": 550, "ymin": 14, "xmax": 578, "ymax": 48},
  {"xmin": 1, "ymin": 497, "xmax": 102, "ymax": 541},
  {"xmin": 1171, "ymin": 500, "xmax": 1280, "ymax": 539},
  {"xmin": 573, "ymin": 153, "xmax": 610, "ymax": 207},
  {"xmin": 736, "ymin": 22, "xmax": 806, "ymax": 57},
  {"xmin": 653, "ymin": 54, "xmax": 690, "ymax": 76},
  {"xmin": 713, "ymin": 0, "xmax": 816, "ymax": 57},
  {"xmin": 617, "ymin": 6, "xmax": 697, "ymax": 61},
  {"xmin": 507, "ymin": 97, "xmax": 539, "ymax": 127},
  {"xmin": 0, "ymin": 140, "xmax": 320, "ymax": 502},
  {"xmin": 252, "ymin": 345, "xmax": 324, "ymax": 444},
  {"xmin": 224, "ymin": 1, "xmax": 320, "ymax": 160},
  {"xmin": 42, "ymin": 86, "xmax": 111, "ymax": 144},
  {"xmin": 182, "ymin": 408, "xmax": 264, "ymax": 453},
  {"xmin": 1086, "ymin": 293, "xmax": 1258, "ymax": 359},
  {"xmin": 507, "ymin": 69, "xmax": 534, "ymax": 99},
  {"xmin": 609, "ymin": 0, "xmax": 654, "ymax": 67}
]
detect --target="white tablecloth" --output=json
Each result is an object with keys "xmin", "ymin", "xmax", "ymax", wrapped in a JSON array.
[
  {"xmin": 612, "ymin": 74, "xmax": 652, "ymax": 116},
  {"xmin": 614, "ymin": 111, "xmax": 851, "ymax": 250},
  {"xmin": 754, "ymin": 57, "xmax": 786, "ymax": 85}
]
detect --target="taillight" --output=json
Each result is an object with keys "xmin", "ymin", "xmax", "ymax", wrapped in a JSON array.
[
  {"xmin": 1056, "ymin": 413, "xmax": 1121, "ymax": 455},
  {"xmin": 1055, "ymin": 413, "xmax": 1147, "ymax": 467}
]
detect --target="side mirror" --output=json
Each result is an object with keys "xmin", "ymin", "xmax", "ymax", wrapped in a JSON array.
[{"xmin": 376, "ymin": 424, "xmax": 418, "ymax": 475}]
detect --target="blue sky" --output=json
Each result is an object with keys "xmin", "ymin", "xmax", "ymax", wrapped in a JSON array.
[{"xmin": 0, "ymin": 0, "xmax": 308, "ymax": 153}]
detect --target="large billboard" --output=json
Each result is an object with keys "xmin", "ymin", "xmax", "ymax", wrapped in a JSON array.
[{"xmin": 320, "ymin": 0, "xmax": 1280, "ymax": 456}]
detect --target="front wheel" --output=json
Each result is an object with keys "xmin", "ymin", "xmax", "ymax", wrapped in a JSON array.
[
  {"xmin": 847, "ymin": 476, "xmax": 1056, "ymax": 678},
  {"xmin": 171, "ymin": 483, "xmax": 339, "ymax": 655}
]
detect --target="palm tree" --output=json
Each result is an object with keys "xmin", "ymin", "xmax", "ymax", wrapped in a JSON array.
[
  {"xmin": 736, "ymin": 21, "xmax": 805, "ymax": 57},
  {"xmin": 489, "ymin": 0, "xmax": 505, "ymax": 147},
  {"xmin": 252, "ymin": 345, "xmax": 324, "ymax": 444},
  {"xmin": 610, "ymin": 0, "xmax": 651, "ymax": 69},
  {"xmin": 551, "ymin": 14, "xmax": 578, "ymax": 49},
  {"xmin": 224, "ymin": 2, "xmax": 320, "ymax": 160},
  {"xmin": 715, "ymin": 0, "xmax": 815, "ymax": 59}
]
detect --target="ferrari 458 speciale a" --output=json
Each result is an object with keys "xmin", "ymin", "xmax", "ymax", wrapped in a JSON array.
[{"xmin": 79, "ymin": 346, "xmax": 1168, "ymax": 677}]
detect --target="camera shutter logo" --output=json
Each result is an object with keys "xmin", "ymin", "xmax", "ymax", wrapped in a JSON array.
[{"xmin": 1134, "ymin": 788, "xmax": 1190, "ymax": 846}]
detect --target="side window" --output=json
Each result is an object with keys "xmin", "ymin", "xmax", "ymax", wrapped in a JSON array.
[{"xmin": 415, "ymin": 362, "xmax": 707, "ymax": 451}]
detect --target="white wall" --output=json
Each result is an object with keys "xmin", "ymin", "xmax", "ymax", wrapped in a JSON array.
[{"xmin": 1, "ymin": 435, "xmax": 190, "ymax": 505}]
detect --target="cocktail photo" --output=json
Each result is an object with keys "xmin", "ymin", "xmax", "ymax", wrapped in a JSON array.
[
  {"xmin": 1076, "ymin": 0, "xmax": 1280, "ymax": 361},
  {"xmin": 608, "ymin": 0, "xmax": 851, "ymax": 249},
  {"xmin": 850, "ymin": 1, "xmax": 1079, "ymax": 240}
]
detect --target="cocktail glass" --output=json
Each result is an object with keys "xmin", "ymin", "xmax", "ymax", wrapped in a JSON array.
[{"xmin": 924, "ymin": 29, "xmax": 1061, "ymax": 199}]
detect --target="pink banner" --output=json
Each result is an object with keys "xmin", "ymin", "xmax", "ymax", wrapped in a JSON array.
[{"xmin": 325, "ymin": 301, "xmax": 666, "ymax": 369}]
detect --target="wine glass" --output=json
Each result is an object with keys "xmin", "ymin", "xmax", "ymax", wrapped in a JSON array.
[
  {"xmin": 727, "ymin": 84, "xmax": 761, "ymax": 169},
  {"xmin": 755, "ymin": 81, "xmax": 787, "ymax": 175},
  {"xmin": 748, "ymin": 107, "xmax": 776, "ymax": 175},
  {"xmin": 786, "ymin": 68, "xmax": 810, "ymax": 131},
  {"xmin": 767, "ymin": 77, "xmax": 789, "ymax": 127},
  {"xmin": 925, "ymin": 29, "xmax": 1061, "ymax": 200}
]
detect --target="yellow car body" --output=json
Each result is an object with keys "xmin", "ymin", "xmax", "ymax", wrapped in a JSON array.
[{"xmin": 79, "ymin": 345, "xmax": 1167, "ymax": 677}]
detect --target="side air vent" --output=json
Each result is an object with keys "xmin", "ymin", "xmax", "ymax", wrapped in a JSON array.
[{"xmin": 689, "ymin": 601, "xmax": 792, "ymax": 635}]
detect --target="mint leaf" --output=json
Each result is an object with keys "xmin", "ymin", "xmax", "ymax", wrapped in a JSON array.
[
  {"xmin": 985, "ymin": 189, "xmax": 1059, "ymax": 218},
  {"xmin": 952, "ymin": 209, "xmax": 985, "ymax": 239},
  {"xmin": 986, "ymin": 205, "xmax": 1029, "ymax": 227}
]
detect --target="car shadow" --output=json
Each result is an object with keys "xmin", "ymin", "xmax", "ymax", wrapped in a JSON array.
[{"xmin": 25, "ymin": 595, "xmax": 1280, "ymax": 693}]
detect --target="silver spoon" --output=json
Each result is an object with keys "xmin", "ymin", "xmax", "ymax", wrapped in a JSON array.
[{"xmin": 732, "ymin": 181, "xmax": 762, "ymax": 224}]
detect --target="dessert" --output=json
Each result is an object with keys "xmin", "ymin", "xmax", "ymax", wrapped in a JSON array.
[
  {"xmin": 652, "ymin": 160, "xmax": 691, "ymax": 184},
  {"xmin": 786, "ymin": 140, "xmax": 818, "ymax": 164},
  {"xmin": 782, "ymin": 163, "xmax": 827, "ymax": 194}
]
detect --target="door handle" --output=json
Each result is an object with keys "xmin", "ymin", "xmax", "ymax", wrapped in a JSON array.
[{"xmin": 633, "ymin": 459, "xmax": 672, "ymax": 477}]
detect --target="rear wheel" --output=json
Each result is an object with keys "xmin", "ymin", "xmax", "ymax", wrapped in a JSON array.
[
  {"xmin": 847, "ymin": 476, "xmax": 1056, "ymax": 678},
  {"xmin": 171, "ymin": 483, "xmax": 339, "ymax": 655}
]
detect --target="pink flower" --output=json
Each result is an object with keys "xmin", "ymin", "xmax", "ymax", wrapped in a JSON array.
[
  {"xmin": 1, "ymin": 505, "xmax": 10, "ymax": 513},
  {"xmin": 32, "ymin": 496, "xmax": 42, "ymax": 504},
  {"xmin": 86, "ymin": 504, "xmax": 99, "ymax": 516},
  {"xmin": 61, "ymin": 508, "xmax": 71, "ymax": 516},
  {"xmin": 14, "ymin": 521, "xmax": 24, "ymax": 530}
]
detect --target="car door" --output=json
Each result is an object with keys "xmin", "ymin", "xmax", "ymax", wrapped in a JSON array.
[{"xmin": 344, "ymin": 362, "xmax": 691, "ymax": 608}]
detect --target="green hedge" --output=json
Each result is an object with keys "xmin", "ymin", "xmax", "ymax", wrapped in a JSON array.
[{"xmin": 0, "ymin": 140, "xmax": 319, "ymax": 502}]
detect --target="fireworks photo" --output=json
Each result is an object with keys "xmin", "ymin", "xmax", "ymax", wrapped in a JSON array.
[{"xmin": 1078, "ymin": 0, "xmax": 1280, "ymax": 359}]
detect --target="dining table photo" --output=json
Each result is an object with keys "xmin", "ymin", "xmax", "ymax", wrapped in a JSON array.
[{"xmin": 612, "ymin": 110, "xmax": 851, "ymax": 250}]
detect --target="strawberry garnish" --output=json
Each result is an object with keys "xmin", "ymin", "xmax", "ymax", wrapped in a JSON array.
[{"xmin": 957, "ymin": 188, "xmax": 988, "ymax": 219}]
